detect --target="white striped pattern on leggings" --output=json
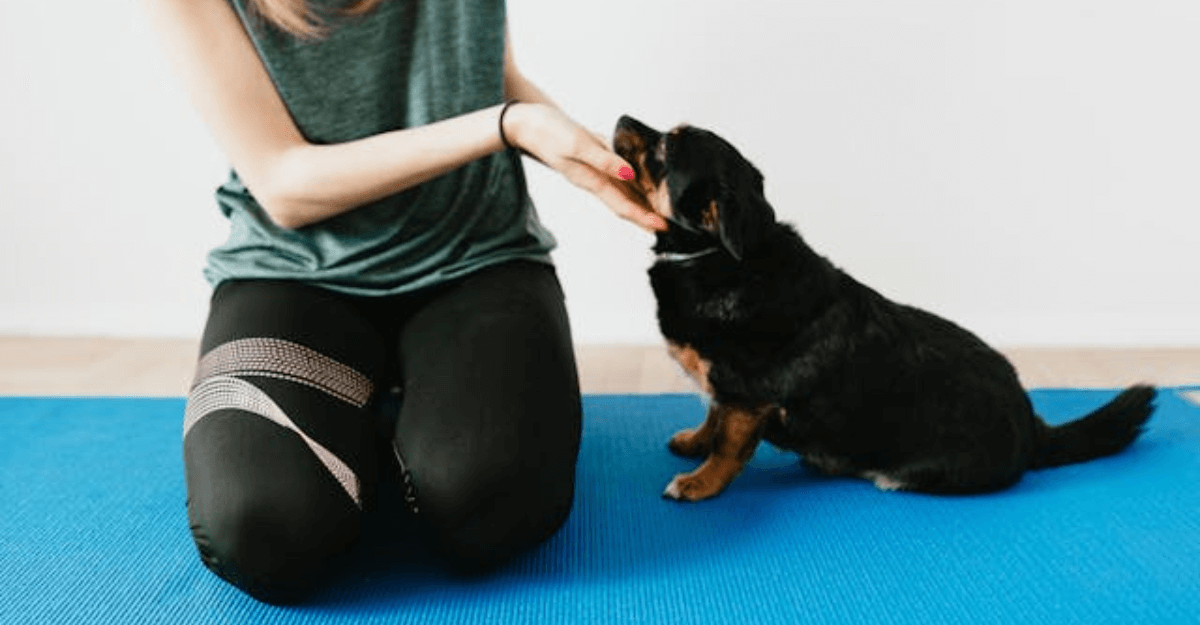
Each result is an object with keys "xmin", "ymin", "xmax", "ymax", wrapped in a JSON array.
[{"xmin": 184, "ymin": 338, "xmax": 375, "ymax": 508}]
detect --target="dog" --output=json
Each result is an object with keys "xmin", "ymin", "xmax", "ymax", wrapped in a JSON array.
[{"xmin": 612, "ymin": 115, "xmax": 1157, "ymax": 502}]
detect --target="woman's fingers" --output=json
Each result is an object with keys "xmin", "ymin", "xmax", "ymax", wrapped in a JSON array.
[
  {"xmin": 571, "ymin": 133, "xmax": 636, "ymax": 182},
  {"xmin": 563, "ymin": 133, "xmax": 666, "ymax": 231},
  {"xmin": 615, "ymin": 183, "xmax": 667, "ymax": 232},
  {"xmin": 560, "ymin": 160, "xmax": 666, "ymax": 232}
]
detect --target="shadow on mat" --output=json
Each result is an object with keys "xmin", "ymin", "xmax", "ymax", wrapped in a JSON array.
[
  {"xmin": 301, "ymin": 452, "xmax": 831, "ymax": 610},
  {"xmin": 273, "ymin": 395, "xmax": 809, "ymax": 608}
]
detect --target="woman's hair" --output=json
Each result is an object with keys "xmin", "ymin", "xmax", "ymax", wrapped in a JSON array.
[{"xmin": 247, "ymin": 0, "xmax": 383, "ymax": 39}]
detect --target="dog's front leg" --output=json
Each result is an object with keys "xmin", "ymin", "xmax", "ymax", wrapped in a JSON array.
[
  {"xmin": 664, "ymin": 404, "xmax": 772, "ymax": 502},
  {"xmin": 668, "ymin": 402, "xmax": 720, "ymax": 458}
]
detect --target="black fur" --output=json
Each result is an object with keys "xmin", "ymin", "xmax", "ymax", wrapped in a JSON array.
[{"xmin": 615, "ymin": 115, "xmax": 1157, "ymax": 494}]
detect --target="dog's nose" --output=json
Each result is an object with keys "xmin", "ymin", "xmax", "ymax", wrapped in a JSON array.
[
  {"xmin": 616, "ymin": 115, "xmax": 640, "ymax": 131},
  {"xmin": 615, "ymin": 115, "xmax": 660, "ymax": 140}
]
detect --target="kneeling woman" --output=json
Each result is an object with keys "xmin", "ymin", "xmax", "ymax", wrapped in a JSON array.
[{"xmin": 142, "ymin": 0, "xmax": 665, "ymax": 604}]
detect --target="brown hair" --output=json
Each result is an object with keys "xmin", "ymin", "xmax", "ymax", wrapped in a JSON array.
[{"xmin": 247, "ymin": 0, "xmax": 384, "ymax": 39}]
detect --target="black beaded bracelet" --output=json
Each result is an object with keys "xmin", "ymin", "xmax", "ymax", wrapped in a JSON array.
[{"xmin": 498, "ymin": 100, "xmax": 520, "ymax": 151}]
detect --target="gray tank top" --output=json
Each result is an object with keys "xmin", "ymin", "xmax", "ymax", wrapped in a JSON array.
[{"xmin": 203, "ymin": 0, "xmax": 555, "ymax": 296}]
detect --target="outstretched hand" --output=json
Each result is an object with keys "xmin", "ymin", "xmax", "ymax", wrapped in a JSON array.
[{"xmin": 503, "ymin": 103, "xmax": 668, "ymax": 233}]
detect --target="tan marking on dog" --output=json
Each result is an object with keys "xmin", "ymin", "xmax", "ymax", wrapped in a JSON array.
[
  {"xmin": 664, "ymin": 403, "xmax": 777, "ymax": 502},
  {"xmin": 666, "ymin": 341, "xmax": 713, "ymax": 395},
  {"xmin": 648, "ymin": 179, "xmax": 672, "ymax": 219},
  {"xmin": 668, "ymin": 402, "xmax": 721, "ymax": 458},
  {"xmin": 613, "ymin": 127, "xmax": 647, "ymax": 164},
  {"xmin": 701, "ymin": 200, "xmax": 720, "ymax": 232}
]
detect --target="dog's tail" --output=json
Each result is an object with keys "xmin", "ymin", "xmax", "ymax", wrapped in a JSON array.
[{"xmin": 1030, "ymin": 384, "xmax": 1156, "ymax": 469}]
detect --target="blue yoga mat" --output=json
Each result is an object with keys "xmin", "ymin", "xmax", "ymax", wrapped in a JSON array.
[{"xmin": 2, "ymin": 390, "xmax": 1198, "ymax": 624}]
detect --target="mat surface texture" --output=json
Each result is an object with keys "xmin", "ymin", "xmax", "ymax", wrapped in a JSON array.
[{"xmin": 1, "ymin": 389, "xmax": 1197, "ymax": 624}]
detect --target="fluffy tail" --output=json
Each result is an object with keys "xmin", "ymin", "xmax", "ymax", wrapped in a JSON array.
[{"xmin": 1031, "ymin": 384, "xmax": 1157, "ymax": 469}]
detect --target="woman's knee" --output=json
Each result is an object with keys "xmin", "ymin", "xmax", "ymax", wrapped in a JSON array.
[
  {"xmin": 409, "ymin": 448, "xmax": 577, "ymax": 572},
  {"xmin": 189, "ymin": 487, "xmax": 361, "ymax": 604},
  {"xmin": 183, "ymin": 409, "xmax": 367, "ymax": 604}
]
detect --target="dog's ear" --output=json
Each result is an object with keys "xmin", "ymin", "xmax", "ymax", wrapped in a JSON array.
[{"xmin": 713, "ymin": 163, "xmax": 775, "ymax": 261}]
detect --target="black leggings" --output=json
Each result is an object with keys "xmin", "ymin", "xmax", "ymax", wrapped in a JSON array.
[{"xmin": 183, "ymin": 261, "xmax": 583, "ymax": 604}]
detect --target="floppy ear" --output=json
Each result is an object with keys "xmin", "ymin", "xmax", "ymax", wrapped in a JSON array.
[{"xmin": 714, "ymin": 166, "xmax": 775, "ymax": 261}]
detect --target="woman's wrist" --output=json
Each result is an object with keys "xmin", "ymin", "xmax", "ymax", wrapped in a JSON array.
[
  {"xmin": 498, "ymin": 101, "xmax": 549, "ymax": 163},
  {"xmin": 498, "ymin": 100, "xmax": 522, "ymax": 151},
  {"xmin": 499, "ymin": 101, "xmax": 540, "ymax": 154}
]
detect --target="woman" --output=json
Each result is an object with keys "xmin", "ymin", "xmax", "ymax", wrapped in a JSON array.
[{"xmin": 143, "ymin": 0, "xmax": 666, "ymax": 604}]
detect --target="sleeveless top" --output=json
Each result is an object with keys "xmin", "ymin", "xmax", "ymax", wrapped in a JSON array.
[{"xmin": 203, "ymin": 0, "xmax": 556, "ymax": 296}]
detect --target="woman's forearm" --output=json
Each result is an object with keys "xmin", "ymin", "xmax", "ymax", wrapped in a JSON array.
[
  {"xmin": 263, "ymin": 104, "xmax": 507, "ymax": 229},
  {"xmin": 267, "ymin": 65, "xmax": 554, "ymax": 229},
  {"xmin": 264, "ymin": 29, "xmax": 576, "ymax": 229}
]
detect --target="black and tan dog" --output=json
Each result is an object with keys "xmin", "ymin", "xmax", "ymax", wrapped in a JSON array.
[{"xmin": 613, "ymin": 115, "xmax": 1156, "ymax": 502}]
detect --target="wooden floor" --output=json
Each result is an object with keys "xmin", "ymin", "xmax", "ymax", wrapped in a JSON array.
[{"xmin": 0, "ymin": 336, "xmax": 1197, "ymax": 396}]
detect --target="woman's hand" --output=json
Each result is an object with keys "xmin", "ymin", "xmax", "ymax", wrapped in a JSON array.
[{"xmin": 503, "ymin": 103, "xmax": 668, "ymax": 233}]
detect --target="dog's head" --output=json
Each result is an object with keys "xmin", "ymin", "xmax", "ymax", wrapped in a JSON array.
[{"xmin": 613, "ymin": 115, "xmax": 776, "ymax": 260}]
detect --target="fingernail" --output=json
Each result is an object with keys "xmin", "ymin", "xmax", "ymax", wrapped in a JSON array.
[{"xmin": 618, "ymin": 166, "xmax": 635, "ymax": 180}]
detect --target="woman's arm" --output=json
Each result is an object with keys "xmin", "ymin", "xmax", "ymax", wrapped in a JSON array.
[
  {"xmin": 143, "ymin": 0, "xmax": 513, "ymax": 229},
  {"xmin": 142, "ymin": 0, "xmax": 664, "ymax": 231}
]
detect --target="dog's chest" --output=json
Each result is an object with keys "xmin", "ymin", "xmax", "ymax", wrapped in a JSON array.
[
  {"xmin": 650, "ymin": 265, "xmax": 745, "ymax": 333},
  {"xmin": 694, "ymin": 290, "xmax": 740, "ymax": 321},
  {"xmin": 665, "ymin": 341, "xmax": 714, "ymax": 396}
]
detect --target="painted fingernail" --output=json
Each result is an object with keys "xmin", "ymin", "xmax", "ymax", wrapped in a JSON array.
[{"xmin": 618, "ymin": 166, "xmax": 635, "ymax": 180}]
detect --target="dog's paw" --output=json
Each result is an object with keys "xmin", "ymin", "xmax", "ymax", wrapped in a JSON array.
[
  {"xmin": 667, "ymin": 428, "xmax": 712, "ymax": 458},
  {"xmin": 663, "ymin": 472, "xmax": 724, "ymax": 502}
]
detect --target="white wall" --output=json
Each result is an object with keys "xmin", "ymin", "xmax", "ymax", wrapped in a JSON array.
[{"xmin": 2, "ymin": 1, "xmax": 1197, "ymax": 346}]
